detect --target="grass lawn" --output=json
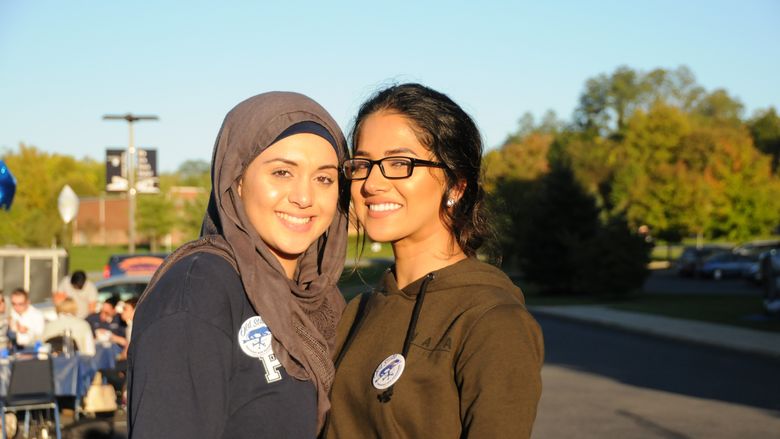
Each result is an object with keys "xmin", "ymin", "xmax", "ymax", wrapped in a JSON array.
[
  {"xmin": 651, "ymin": 244, "xmax": 683, "ymax": 261},
  {"xmin": 338, "ymin": 258, "xmax": 394, "ymax": 302},
  {"xmin": 67, "ymin": 234, "xmax": 394, "ymax": 277},
  {"xmin": 68, "ymin": 245, "xmax": 132, "ymax": 274},
  {"xmin": 524, "ymin": 286, "xmax": 780, "ymax": 333},
  {"xmin": 345, "ymin": 235, "xmax": 394, "ymax": 261}
]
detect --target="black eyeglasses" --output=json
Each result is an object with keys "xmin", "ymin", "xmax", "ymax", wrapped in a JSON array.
[{"xmin": 342, "ymin": 156, "xmax": 446, "ymax": 181}]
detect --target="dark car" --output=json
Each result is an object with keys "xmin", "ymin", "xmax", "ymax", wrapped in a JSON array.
[
  {"xmin": 675, "ymin": 245, "xmax": 732, "ymax": 277},
  {"xmin": 733, "ymin": 239, "xmax": 780, "ymax": 257},
  {"xmin": 759, "ymin": 248, "xmax": 780, "ymax": 312},
  {"xmin": 735, "ymin": 240, "xmax": 780, "ymax": 283},
  {"xmin": 103, "ymin": 253, "xmax": 167, "ymax": 279},
  {"xmin": 699, "ymin": 251, "xmax": 754, "ymax": 280}
]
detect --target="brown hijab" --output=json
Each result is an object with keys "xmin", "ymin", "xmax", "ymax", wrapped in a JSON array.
[{"xmin": 198, "ymin": 92, "xmax": 349, "ymax": 428}]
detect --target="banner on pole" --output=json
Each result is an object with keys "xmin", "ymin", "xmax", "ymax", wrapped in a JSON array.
[
  {"xmin": 105, "ymin": 149, "xmax": 127, "ymax": 192},
  {"xmin": 136, "ymin": 148, "xmax": 160, "ymax": 194},
  {"xmin": 105, "ymin": 148, "xmax": 159, "ymax": 193}
]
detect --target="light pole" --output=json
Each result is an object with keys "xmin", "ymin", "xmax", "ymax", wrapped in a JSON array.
[{"xmin": 103, "ymin": 113, "xmax": 158, "ymax": 254}]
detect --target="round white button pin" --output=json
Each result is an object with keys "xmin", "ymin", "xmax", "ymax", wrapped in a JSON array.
[{"xmin": 373, "ymin": 354, "xmax": 406, "ymax": 390}]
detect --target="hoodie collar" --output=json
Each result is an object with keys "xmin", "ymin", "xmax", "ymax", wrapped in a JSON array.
[{"xmin": 379, "ymin": 257, "xmax": 478, "ymax": 299}]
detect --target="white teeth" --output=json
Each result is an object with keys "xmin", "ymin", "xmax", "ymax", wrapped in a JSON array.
[
  {"xmin": 277, "ymin": 212, "xmax": 311, "ymax": 224},
  {"xmin": 369, "ymin": 203, "xmax": 401, "ymax": 212}
]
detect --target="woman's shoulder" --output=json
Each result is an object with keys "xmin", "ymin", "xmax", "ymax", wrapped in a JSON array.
[
  {"xmin": 140, "ymin": 251, "xmax": 243, "ymax": 318},
  {"xmin": 440, "ymin": 258, "xmax": 526, "ymax": 308}
]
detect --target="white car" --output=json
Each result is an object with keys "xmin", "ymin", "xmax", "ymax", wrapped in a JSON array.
[
  {"xmin": 34, "ymin": 274, "xmax": 152, "ymax": 319},
  {"xmin": 95, "ymin": 274, "xmax": 152, "ymax": 303}
]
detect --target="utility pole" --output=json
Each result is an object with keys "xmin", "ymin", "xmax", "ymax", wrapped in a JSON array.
[{"xmin": 103, "ymin": 113, "xmax": 158, "ymax": 254}]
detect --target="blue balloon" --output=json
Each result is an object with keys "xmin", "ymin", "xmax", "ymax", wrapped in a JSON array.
[{"xmin": 0, "ymin": 160, "xmax": 16, "ymax": 210}]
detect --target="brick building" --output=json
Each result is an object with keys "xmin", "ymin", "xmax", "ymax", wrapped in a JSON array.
[{"xmin": 71, "ymin": 186, "xmax": 206, "ymax": 246}]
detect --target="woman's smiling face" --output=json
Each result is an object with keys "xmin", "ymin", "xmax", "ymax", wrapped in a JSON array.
[
  {"xmin": 238, "ymin": 133, "xmax": 339, "ymax": 273},
  {"xmin": 351, "ymin": 111, "xmax": 450, "ymax": 246}
]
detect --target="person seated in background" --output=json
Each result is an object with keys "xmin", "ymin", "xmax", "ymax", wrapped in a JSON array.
[
  {"xmin": 58, "ymin": 270, "xmax": 98, "ymax": 319},
  {"xmin": 42, "ymin": 297, "xmax": 96, "ymax": 356},
  {"xmin": 119, "ymin": 297, "xmax": 137, "ymax": 356},
  {"xmin": 86, "ymin": 295, "xmax": 127, "ymax": 347},
  {"xmin": 0, "ymin": 293, "xmax": 9, "ymax": 350},
  {"xmin": 107, "ymin": 296, "xmax": 139, "ymax": 407},
  {"xmin": 9, "ymin": 288, "xmax": 45, "ymax": 349}
]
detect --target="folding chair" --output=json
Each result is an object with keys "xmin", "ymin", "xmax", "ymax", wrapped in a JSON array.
[
  {"xmin": 0, "ymin": 358, "xmax": 62, "ymax": 439},
  {"xmin": 44, "ymin": 337, "xmax": 78, "ymax": 356}
]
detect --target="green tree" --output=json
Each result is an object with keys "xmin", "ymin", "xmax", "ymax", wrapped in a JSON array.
[
  {"xmin": 574, "ymin": 215, "xmax": 651, "ymax": 294},
  {"xmin": 178, "ymin": 192, "xmax": 210, "ymax": 241},
  {"xmin": 703, "ymin": 125, "xmax": 780, "ymax": 240},
  {"xmin": 609, "ymin": 103, "xmax": 692, "ymax": 239},
  {"xmin": 177, "ymin": 159, "xmax": 211, "ymax": 187},
  {"xmin": 484, "ymin": 132, "xmax": 552, "ymax": 190},
  {"xmin": 520, "ymin": 163, "xmax": 601, "ymax": 293},
  {"xmin": 574, "ymin": 65, "xmax": 708, "ymax": 137},
  {"xmin": 136, "ymin": 193, "xmax": 176, "ymax": 251},
  {"xmin": 748, "ymin": 107, "xmax": 780, "ymax": 174},
  {"xmin": 693, "ymin": 88, "xmax": 744, "ymax": 126},
  {"xmin": 0, "ymin": 144, "xmax": 103, "ymax": 246}
]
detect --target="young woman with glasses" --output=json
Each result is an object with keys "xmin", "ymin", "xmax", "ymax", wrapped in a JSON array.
[{"xmin": 325, "ymin": 83, "xmax": 544, "ymax": 438}]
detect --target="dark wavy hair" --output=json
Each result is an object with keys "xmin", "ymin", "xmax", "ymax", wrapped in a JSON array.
[{"xmin": 350, "ymin": 83, "xmax": 493, "ymax": 257}]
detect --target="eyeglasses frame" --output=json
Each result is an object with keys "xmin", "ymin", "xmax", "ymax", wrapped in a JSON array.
[{"xmin": 342, "ymin": 156, "xmax": 446, "ymax": 181}]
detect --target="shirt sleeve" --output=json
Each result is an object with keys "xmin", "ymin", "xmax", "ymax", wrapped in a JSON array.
[
  {"xmin": 456, "ymin": 304, "xmax": 544, "ymax": 439},
  {"xmin": 30, "ymin": 311, "xmax": 46, "ymax": 340},
  {"xmin": 57, "ymin": 276, "xmax": 69, "ymax": 293},
  {"xmin": 129, "ymin": 311, "xmax": 232, "ymax": 439},
  {"xmin": 85, "ymin": 281, "xmax": 99, "ymax": 303}
]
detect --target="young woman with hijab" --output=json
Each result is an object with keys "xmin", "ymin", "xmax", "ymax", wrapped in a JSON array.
[
  {"xmin": 128, "ymin": 92, "xmax": 349, "ymax": 438},
  {"xmin": 325, "ymin": 83, "xmax": 544, "ymax": 438}
]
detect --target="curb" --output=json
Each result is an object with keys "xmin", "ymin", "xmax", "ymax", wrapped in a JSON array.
[{"xmin": 529, "ymin": 305, "xmax": 780, "ymax": 359}]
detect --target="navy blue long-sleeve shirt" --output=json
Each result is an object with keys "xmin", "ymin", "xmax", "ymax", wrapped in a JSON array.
[{"xmin": 128, "ymin": 252, "xmax": 316, "ymax": 438}]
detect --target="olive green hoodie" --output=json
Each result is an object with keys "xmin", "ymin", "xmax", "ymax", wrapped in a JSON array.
[{"xmin": 327, "ymin": 258, "xmax": 543, "ymax": 438}]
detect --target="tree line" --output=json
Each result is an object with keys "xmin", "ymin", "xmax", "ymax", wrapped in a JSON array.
[
  {"xmin": 0, "ymin": 146, "xmax": 210, "ymax": 248},
  {"xmin": 485, "ymin": 65, "xmax": 780, "ymax": 294},
  {"xmin": 3, "ymin": 65, "xmax": 778, "ymax": 294}
]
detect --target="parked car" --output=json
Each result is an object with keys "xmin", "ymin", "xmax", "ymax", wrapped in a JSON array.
[
  {"xmin": 737, "ymin": 240, "xmax": 780, "ymax": 283},
  {"xmin": 34, "ymin": 274, "xmax": 153, "ymax": 319},
  {"xmin": 733, "ymin": 239, "xmax": 780, "ymax": 257},
  {"xmin": 759, "ymin": 248, "xmax": 780, "ymax": 313},
  {"xmin": 698, "ymin": 251, "xmax": 754, "ymax": 280},
  {"xmin": 741, "ymin": 261, "xmax": 762, "ymax": 283},
  {"xmin": 95, "ymin": 274, "xmax": 153, "ymax": 303},
  {"xmin": 675, "ymin": 245, "xmax": 732, "ymax": 277},
  {"xmin": 103, "ymin": 253, "xmax": 167, "ymax": 278}
]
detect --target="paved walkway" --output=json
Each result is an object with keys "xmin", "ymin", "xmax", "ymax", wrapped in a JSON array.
[{"xmin": 529, "ymin": 305, "xmax": 780, "ymax": 358}]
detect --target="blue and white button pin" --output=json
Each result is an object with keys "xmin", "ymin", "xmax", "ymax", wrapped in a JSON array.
[
  {"xmin": 373, "ymin": 353, "xmax": 406, "ymax": 390},
  {"xmin": 238, "ymin": 316, "xmax": 274, "ymax": 358},
  {"xmin": 238, "ymin": 316, "xmax": 283, "ymax": 383}
]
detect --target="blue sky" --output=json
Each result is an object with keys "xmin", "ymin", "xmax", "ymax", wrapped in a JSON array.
[{"xmin": 1, "ymin": 0, "xmax": 778, "ymax": 172}]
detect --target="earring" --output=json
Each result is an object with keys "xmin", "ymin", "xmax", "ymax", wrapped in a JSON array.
[{"xmin": 446, "ymin": 198, "xmax": 455, "ymax": 207}]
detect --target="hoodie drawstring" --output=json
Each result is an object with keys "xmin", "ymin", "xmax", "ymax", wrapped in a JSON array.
[{"xmin": 378, "ymin": 272, "xmax": 435, "ymax": 403}]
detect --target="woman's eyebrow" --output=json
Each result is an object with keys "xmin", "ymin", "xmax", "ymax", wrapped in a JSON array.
[
  {"xmin": 352, "ymin": 147, "xmax": 419, "ymax": 157},
  {"xmin": 263, "ymin": 158, "xmax": 337, "ymax": 171},
  {"xmin": 384, "ymin": 147, "xmax": 419, "ymax": 157},
  {"xmin": 262, "ymin": 158, "xmax": 298, "ymax": 166}
]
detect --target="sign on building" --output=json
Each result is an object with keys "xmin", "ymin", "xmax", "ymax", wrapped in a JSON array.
[{"xmin": 105, "ymin": 148, "xmax": 159, "ymax": 193}]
